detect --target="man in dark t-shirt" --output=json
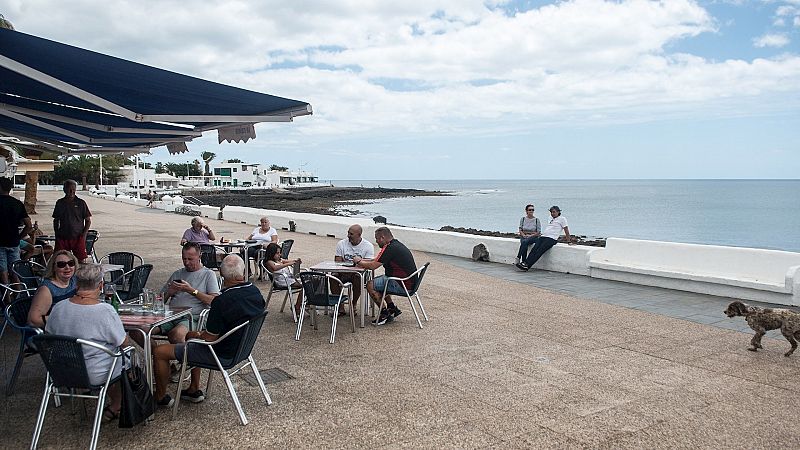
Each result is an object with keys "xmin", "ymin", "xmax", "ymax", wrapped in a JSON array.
[
  {"xmin": 353, "ymin": 226, "xmax": 417, "ymax": 326},
  {"xmin": 52, "ymin": 179, "xmax": 91, "ymax": 262},
  {"xmin": 152, "ymin": 255, "xmax": 265, "ymax": 406},
  {"xmin": 0, "ymin": 177, "xmax": 32, "ymax": 285}
]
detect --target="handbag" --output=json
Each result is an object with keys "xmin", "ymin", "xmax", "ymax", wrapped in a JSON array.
[{"xmin": 118, "ymin": 351, "xmax": 155, "ymax": 428}]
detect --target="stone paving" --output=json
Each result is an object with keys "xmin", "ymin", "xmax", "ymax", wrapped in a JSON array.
[{"xmin": 2, "ymin": 191, "xmax": 800, "ymax": 449}]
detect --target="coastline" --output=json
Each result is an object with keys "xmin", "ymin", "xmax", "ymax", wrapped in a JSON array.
[{"xmin": 188, "ymin": 186, "xmax": 606, "ymax": 246}]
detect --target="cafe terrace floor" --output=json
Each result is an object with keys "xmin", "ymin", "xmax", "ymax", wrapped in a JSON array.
[{"xmin": 2, "ymin": 191, "xmax": 799, "ymax": 449}]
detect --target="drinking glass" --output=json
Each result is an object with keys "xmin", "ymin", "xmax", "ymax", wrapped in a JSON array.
[
  {"xmin": 153, "ymin": 294, "xmax": 165, "ymax": 314},
  {"xmin": 103, "ymin": 283, "xmax": 117, "ymax": 304},
  {"xmin": 141, "ymin": 288, "xmax": 154, "ymax": 310}
]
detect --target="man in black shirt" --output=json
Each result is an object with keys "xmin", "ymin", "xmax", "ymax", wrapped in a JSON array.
[
  {"xmin": 52, "ymin": 179, "xmax": 92, "ymax": 262},
  {"xmin": 152, "ymin": 254, "xmax": 265, "ymax": 406},
  {"xmin": 0, "ymin": 177, "xmax": 32, "ymax": 285},
  {"xmin": 353, "ymin": 227, "xmax": 417, "ymax": 325}
]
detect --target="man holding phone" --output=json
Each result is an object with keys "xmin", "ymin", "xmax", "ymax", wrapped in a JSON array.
[{"xmin": 156, "ymin": 242, "xmax": 221, "ymax": 344}]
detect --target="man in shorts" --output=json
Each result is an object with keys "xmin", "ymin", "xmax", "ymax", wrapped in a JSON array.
[
  {"xmin": 52, "ymin": 179, "xmax": 91, "ymax": 262},
  {"xmin": 156, "ymin": 242, "xmax": 221, "ymax": 344},
  {"xmin": 332, "ymin": 224, "xmax": 375, "ymax": 315},
  {"xmin": 0, "ymin": 177, "xmax": 32, "ymax": 285},
  {"xmin": 152, "ymin": 254, "xmax": 265, "ymax": 406},
  {"xmin": 353, "ymin": 226, "xmax": 417, "ymax": 326}
]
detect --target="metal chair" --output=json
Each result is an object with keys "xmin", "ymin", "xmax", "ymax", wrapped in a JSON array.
[
  {"xmin": 0, "ymin": 282, "xmax": 36, "ymax": 340},
  {"xmin": 296, "ymin": 272, "xmax": 354, "ymax": 344},
  {"xmin": 199, "ymin": 244, "xmax": 225, "ymax": 289},
  {"xmin": 11, "ymin": 259, "xmax": 45, "ymax": 290},
  {"xmin": 4, "ymin": 293, "xmax": 42, "ymax": 396},
  {"xmin": 99, "ymin": 251, "xmax": 143, "ymax": 289},
  {"xmin": 85, "ymin": 230, "xmax": 100, "ymax": 263},
  {"xmin": 30, "ymin": 334, "xmax": 130, "ymax": 450},
  {"xmin": 280, "ymin": 239, "xmax": 294, "ymax": 259},
  {"xmin": 377, "ymin": 262, "xmax": 431, "ymax": 329},
  {"xmin": 110, "ymin": 264, "xmax": 153, "ymax": 303},
  {"xmin": 259, "ymin": 259, "xmax": 302, "ymax": 323},
  {"xmin": 173, "ymin": 311, "xmax": 271, "ymax": 426}
]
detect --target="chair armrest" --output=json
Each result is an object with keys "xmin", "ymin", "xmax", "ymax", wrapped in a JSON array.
[
  {"xmin": 385, "ymin": 264, "xmax": 426, "ymax": 283},
  {"xmin": 186, "ymin": 320, "xmax": 249, "ymax": 346},
  {"xmin": 77, "ymin": 338, "xmax": 124, "ymax": 357},
  {"xmin": 110, "ymin": 268, "xmax": 135, "ymax": 286}
]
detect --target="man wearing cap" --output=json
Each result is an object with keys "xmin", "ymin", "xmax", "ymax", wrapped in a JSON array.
[{"xmin": 516, "ymin": 206, "xmax": 573, "ymax": 271}]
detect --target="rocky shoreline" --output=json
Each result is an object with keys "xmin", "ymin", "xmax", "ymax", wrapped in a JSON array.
[{"xmin": 188, "ymin": 186, "xmax": 606, "ymax": 247}]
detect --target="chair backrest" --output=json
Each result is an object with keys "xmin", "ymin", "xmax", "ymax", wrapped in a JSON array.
[
  {"xmin": 408, "ymin": 262, "xmax": 430, "ymax": 295},
  {"xmin": 199, "ymin": 244, "xmax": 221, "ymax": 270},
  {"xmin": 5, "ymin": 292, "xmax": 33, "ymax": 330},
  {"xmin": 32, "ymin": 334, "xmax": 93, "ymax": 389},
  {"xmin": 299, "ymin": 271, "xmax": 334, "ymax": 307},
  {"xmin": 120, "ymin": 264, "xmax": 153, "ymax": 301},
  {"xmin": 228, "ymin": 311, "xmax": 268, "ymax": 367},
  {"xmin": 12, "ymin": 260, "xmax": 43, "ymax": 289},
  {"xmin": 85, "ymin": 230, "xmax": 99, "ymax": 257},
  {"xmin": 103, "ymin": 252, "xmax": 142, "ymax": 287},
  {"xmin": 280, "ymin": 239, "xmax": 294, "ymax": 259}
]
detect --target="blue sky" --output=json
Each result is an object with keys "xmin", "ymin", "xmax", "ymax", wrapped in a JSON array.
[{"xmin": 2, "ymin": 0, "xmax": 799, "ymax": 179}]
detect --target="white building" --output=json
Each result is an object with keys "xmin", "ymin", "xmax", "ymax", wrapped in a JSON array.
[
  {"xmin": 209, "ymin": 160, "xmax": 319, "ymax": 188},
  {"xmin": 118, "ymin": 165, "xmax": 180, "ymax": 189}
]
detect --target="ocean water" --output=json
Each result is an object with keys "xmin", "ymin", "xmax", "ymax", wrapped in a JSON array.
[{"xmin": 331, "ymin": 180, "xmax": 800, "ymax": 253}]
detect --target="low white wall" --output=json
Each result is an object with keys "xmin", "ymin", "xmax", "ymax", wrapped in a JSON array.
[{"xmin": 92, "ymin": 196, "xmax": 799, "ymax": 306}]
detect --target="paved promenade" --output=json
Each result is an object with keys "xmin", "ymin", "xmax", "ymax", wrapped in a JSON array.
[{"xmin": 2, "ymin": 191, "xmax": 799, "ymax": 449}]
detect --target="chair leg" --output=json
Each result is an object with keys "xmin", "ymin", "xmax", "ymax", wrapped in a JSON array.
[
  {"xmin": 349, "ymin": 297, "xmax": 356, "ymax": 333},
  {"xmin": 205, "ymin": 370, "xmax": 214, "ymax": 398},
  {"xmin": 220, "ymin": 368, "xmax": 248, "ymax": 425},
  {"xmin": 31, "ymin": 378, "xmax": 53, "ymax": 449},
  {"xmin": 330, "ymin": 307, "xmax": 339, "ymax": 344},
  {"xmin": 6, "ymin": 337, "xmax": 27, "ymax": 396},
  {"xmin": 407, "ymin": 296, "xmax": 424, "ymax": 329},
  {"xmin": 415, "ymin": 293, "xmax": 429, "ymax": 321},
  {"xmin": 88, "ymin": 387, "xmax": 107, "ymax": 450},
  {"xmin": 172, "ymin": 353, "xmax": 190, "ymax": 419},
  {"xmin": 0, "ymin": 320, "xmax": 7, "ymax": 341},
  {"xmin": 248, "ymin": 357, "xmax": 272, "ymax": 406},
  {"xmin": 294, "ymin": 297, "xmax": 307, "ymax": 341}
]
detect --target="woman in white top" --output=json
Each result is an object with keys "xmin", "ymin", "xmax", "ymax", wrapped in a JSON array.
[
  {"xmin": 247, "ymin": 216, "xmax": 279, "ymax": 261},
  {"xmin": 516, "ymin": 205, "xmax": 573, "ymax": 271}
]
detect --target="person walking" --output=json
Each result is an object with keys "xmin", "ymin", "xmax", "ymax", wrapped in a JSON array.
[{"xmin": 0, "ymin": 177, "xmax": 32, "ymax": 285}]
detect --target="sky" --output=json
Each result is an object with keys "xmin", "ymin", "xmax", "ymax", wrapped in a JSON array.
[{"xmin": 1, "ymin": 0, "xmax": 799, "ymax": 180}]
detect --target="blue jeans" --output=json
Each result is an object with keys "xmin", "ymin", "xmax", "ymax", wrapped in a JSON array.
[
  {"xmin": 523, "ymin": 237, "xmax": 557, "ymax": 268},
  {"xmin": 517, "ymin": 236, "xmax": 540, "ymax": 260},
  {"xmin": 0, "ymin": 246, "xmax": 21, "ymax": 272},
  {"xmin": 372, "ymin": 275, "xmax": 408, "ymax": 296}
]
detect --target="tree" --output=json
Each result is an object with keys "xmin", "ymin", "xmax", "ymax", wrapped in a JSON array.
[
  {"xmin": 154, "ymin": 161, "xmax": 165, "ymax": 174},
  {"xmin": 73, "ymin": 156, "xmax": 96, "ymax": 190},
  {"xmin": 269, "ymin": 164, "xmax": 288, "ymax": 171},
  {"xmin": 201, "ymin": 151, "xmax": 216, "ymax": 176},
  {"xmin": 163, "ymin": 162, "xmax": 201, "ymax": 177}
]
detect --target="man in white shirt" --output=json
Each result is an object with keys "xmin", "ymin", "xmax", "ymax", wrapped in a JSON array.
[
  {"xmin": 516, "ymin": 205, "xmax": 574, "ymax": 271},
  {"xmin": 333, "ymin": 224, "xmax": 375, "ymax": 314}
]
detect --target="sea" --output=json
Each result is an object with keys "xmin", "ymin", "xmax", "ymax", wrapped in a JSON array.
[{"xmin": 330, "ymin": 179, "xmax": 800, "ymax": 253}]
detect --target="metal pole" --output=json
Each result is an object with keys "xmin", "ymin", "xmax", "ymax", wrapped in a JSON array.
[{"xmin": 99, "ymin": 154, "xmax": 103, "ymax": 187}]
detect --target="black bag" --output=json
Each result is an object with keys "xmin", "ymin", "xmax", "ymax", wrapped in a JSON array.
[{"xmin": 118, "ymin": 352, "xmax": 155, "ymax": 428}]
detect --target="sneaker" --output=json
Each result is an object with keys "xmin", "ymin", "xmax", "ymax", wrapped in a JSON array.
[
  {"xmin": 157, "ymin": 394, "xmax": 174, "ymax": 407},
  {"xmin": 180, "ymin": 389, "xmax": 205, "ymax": 403},
  {"xmin": 372, "ymin": 308, "xmax": 394, "ymax": 326},
  {"xmin": 387, "ymin": 303, "xmax": 402, "ymax": 318},
  {"xmin": 515, "ymin": 262, "xmax": 529, "ymax": 271}
]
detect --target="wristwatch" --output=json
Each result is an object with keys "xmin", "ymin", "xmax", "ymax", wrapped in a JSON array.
[{"xmin": 191, "ymin": 289, "xmax": 199, "ymax": 296}]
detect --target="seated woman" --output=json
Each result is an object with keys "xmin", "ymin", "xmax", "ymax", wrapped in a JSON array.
[
  {"xmin": 262, "ymin": 242, "xmax": 304, "ymax": 315},
  {"xmin": 46, "ymin": 263, "xmax": 130, "ymax": 421},
  {"xmin": 246, "ymin": 216, "xmax": 279, "ymax": 273},
  {"xmin": 28, "ymin": 250, "xmax": 78, "ymax": 328},
  {"xmin": 516, "ymin": 205, "xmax": 574, "ymax": 271},
  {"xmin": 516, "ymin": 204, "xmax": 541, "ymax": 263},
  {"xmin": 180, "ymin": 217, "xmax": 215, "ymax": 245}
]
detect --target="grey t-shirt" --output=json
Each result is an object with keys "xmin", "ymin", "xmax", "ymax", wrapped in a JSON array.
[
  {"xmin": 519, "ymin": 216, "xmax": 541, "ymax": 233},
  {"xmin": 46, "ymin": 300, "xmax": 126, "ymax": 386},
  {"xmin": 162, "ymin": 267, "xmax": 220, "ymax": 315}
]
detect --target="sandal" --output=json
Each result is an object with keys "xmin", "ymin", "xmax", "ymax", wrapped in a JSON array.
[{"xmin": 102, "ymin": 405, "xmax": 120, "ymax": 422}]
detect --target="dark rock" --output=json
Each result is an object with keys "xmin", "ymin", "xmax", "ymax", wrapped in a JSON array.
[
  {"xmin": 472, "ymin": 243, "xmax": 490, "ymax": 262},
  {"xmin": 373, "ymin": 215, "xmax": 387, "ymax": 224}
]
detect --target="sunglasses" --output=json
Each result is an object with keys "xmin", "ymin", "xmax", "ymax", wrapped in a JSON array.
[
  {"xmin": 56, "ymin": 260, "xmax": 76, "ymax": 268},
  {"xmin": 526, "ymin": 209, "xmax": 534, "ymax": 211}
]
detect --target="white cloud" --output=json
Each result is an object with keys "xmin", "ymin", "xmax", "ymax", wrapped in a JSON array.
[
  {"xmin": 753, "ymin": 33, "xmax": 791, "ymax": 47},
  {"xmin": 795, "ymin": 16, "xmax": 800, "ymax": 26}
]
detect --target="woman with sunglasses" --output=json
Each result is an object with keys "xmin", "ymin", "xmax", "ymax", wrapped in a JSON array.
[
  {"xmin": 516, "ymin": 204, "xmax": 542, "ymax": 264},
  {"xmin": 28, "ymin": 249, "xmax": 79, "ymax": 328}
]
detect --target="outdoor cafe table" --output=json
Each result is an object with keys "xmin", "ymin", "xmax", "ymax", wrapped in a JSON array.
[
  {"xmin": 220, "ymin": 241, "xmax": 262, "ymax": 280},
  {"xmin": 309, "ymin": 261, "xmax": 371, "ymax": 328},
  {"xmin": 119, "ymin": 306, "xmax": 193, "ymax": 392}
]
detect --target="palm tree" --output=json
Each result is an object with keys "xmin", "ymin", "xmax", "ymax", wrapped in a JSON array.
[
  {"xmin": 0, "ymin": 14, "xmax": 14, "ymax": 30},
  {"xmin": 74, "ymin": 155, "xmax": 95, "ymax": 190}
]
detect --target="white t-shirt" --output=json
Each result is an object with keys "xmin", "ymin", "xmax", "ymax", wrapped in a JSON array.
[
  {"xmin": 335, "ymin": 238, "xmax": 375, "ymax": 261},
  {"xmin": 541, "ymin": 216, "xmax": 568, "ymax": 240},
  {"xmin": 251, "ymin": 226, "xmax": 278, "ymax": 243}
]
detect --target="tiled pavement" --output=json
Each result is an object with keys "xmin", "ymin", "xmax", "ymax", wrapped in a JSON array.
[{"xmin": 430, "ymin": 254, "xmax": 787, "ymax": 339}]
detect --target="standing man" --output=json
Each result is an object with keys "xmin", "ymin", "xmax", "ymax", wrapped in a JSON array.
[
  {"xmin": 156, "ymin": 242, "xmax": 221, "ymax": 344},
  {"xmin": 332, "ymin": 224, "xmax": 375, "ymax": 315},
  {"xmin": 353, "ymin": 227, "xmax": 417, "ymax": 326},
  {"xmin": 52, "ymin": 179, "xmax": 92, "ymax": 263},
  {"xmin": 0, "ymin": 177, "xmax": 32, "ymax": 285},
  {"xmin": 152, "ymin": 255, "xmax": 265, "ymax": 406}
]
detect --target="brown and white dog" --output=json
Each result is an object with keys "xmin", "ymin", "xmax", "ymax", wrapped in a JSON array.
[{"xmin": 724, "ymin": 301, "xmax": 800, "ymax": 357}]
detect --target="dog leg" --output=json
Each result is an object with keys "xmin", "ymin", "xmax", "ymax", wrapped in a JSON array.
[
  {"xmin": 749, "ymin": 330, "xmax": 765, "ymax": 351},
  {"xmin": 782, "ymin": 328, "xmax": 797, "ymax": 357}
]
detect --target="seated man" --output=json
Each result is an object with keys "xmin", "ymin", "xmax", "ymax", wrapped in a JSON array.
[
  {"xmin": 152, "ymin": 255, "xmax": 266, "ymax": 406},
  {"xmin": 155, "ymin": 242, "xmax": 221, "ymax": 344},
  {"xmin": 353, "ymin": 227, "xmax": 417, "ymax": 326},
  {"xmin": 332, "ymin": 224, "xmax": 374, "ymax": 315},
  {"xmin": 180, "ymin": 217, "xmax": 216, "ymax": 245}
]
